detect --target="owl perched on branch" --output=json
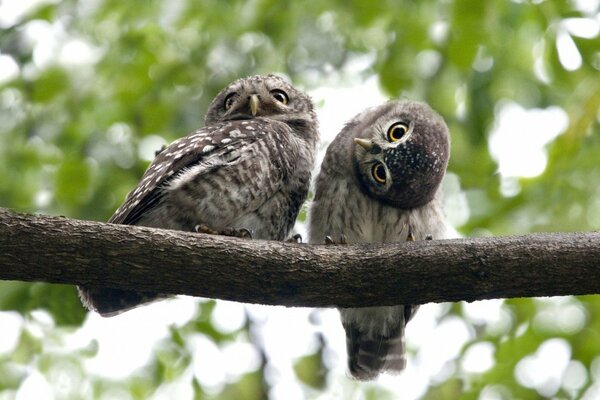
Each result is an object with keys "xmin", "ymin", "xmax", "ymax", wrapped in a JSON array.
[
  {"xmin": 309, "ymin": 100, "xmax": 451, "ymax": 380},
  {"xmin": 79, "ymin": 74, "xmax": 319, "ymax": 316}
]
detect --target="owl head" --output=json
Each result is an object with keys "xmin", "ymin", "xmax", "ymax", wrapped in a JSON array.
[
  {"xmin": 204, "ymin": 74, "xmax": 317, "ymax": 130},
  {"xmin": 351, "ymin": 100, "xmax": 450, "ymax": 209}
]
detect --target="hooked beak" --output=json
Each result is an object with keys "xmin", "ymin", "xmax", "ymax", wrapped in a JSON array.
[
  {"xmin": 354, "ymin": 138, "xmax": 381, "ymax": 154},
  {"xmin": 249, "ymin": 94, "xmax": 259, "ymax": 116}
]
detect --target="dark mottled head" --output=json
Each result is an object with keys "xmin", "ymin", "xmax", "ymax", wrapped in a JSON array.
[
  {"xmin": 351, "ymin": 100, "xmax": 450, "ymax": 209},
  {"xmin": 204, "ymin": 74, "xmax": 317, "ymax": 133}
]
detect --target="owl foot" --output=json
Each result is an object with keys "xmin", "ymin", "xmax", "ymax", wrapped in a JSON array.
[
  {"xmin": 324, "ymin": 234, "xmax": 347, "ymax": 245},
  {"xmin": 405, "ymin": 223, "xmax": 433, "ymax": 241},
  {"xmin": 406, "ymin": 225, "xmax": 415, "ymax": 242},
  {"xmin": 286, "ymin": 233, "xmax": 303, "ymax": 243},
  {"xmin": 194, "ymin": 224, "xmax": 253, "ymax": 239}
]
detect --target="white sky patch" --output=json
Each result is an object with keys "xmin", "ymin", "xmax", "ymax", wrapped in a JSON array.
[
  {"xmin": 515, "ymin": 338, "xmax": 572, "ymax": 397},
  {"xmin": 0, "ymin": 54, "xmax": 20, "ymax": 84},
  {"xmin": 562, "ymin": 360, "xmax": 588, "ymax": 392},
  {"xmin": 556, "ymin": 28, "xmax": 583, "ymax": 71},
  {"xmin": 562, "ymin": 17, "xmax": 600, "ymax": 39},
  {"xmin": 461, "ymin": 299, "xmax": 514, "ymax": 336},
  {"xmin": 16, "ymin": 371, "xmax": 54, "ymax": 400},
  {"xmin": 246, "ymin": 305, "xmax": 320, "ymax": 361},
  {"xmin": 0, "ymin": 0, "xmax": 59, "ymax": 28},
  {"xmin": 488, "ymin": 101, "xmax": 569, "ymax": 179},
  {"xmin": 533, "ymin": 297, "xmax": 587, "ymax": 334},
  {"xmin": 221, "ymin": 341, "xmax": 261, "ymax": 379},
  {"xmin": 150, "ymin": 378, "xmax": 194, "ymax": 400},
  {"xmin": 65, "ymin": 297, "xmax": 196, "ymax": 379},
  {"xmin": 571, "ymin": 0, "xmax": 600, "ymax": 15},
  {"xmin": 413, "ymin": 315, "xmax": 473, "ymax": 380},
  {"xmin": 0, "ymin": 311, "xmax": 23, "ymax": 355},
  {"xmin": 310, "ymin": 76, "xmax": 387, "ymax": 144},
  {"xmin": 210, "ymin": 300, "xmax": 246, "ymax": 333},
  {"xmin": 57, "ymin": 38, "xmax": 103, "ymax": 67},
  {"xmin": 462, "ymin": 342, "xmax": 495, "ymax": 373},
  {"xmin": 191, "ymin": 334, "xmax": 226, "ymax": 391},
  {"xmin": 19, "ymin": 19, "xmax": 102, "ymax": 70},
  {"xmin": 30, "ymin": 22, "xmax": 65, "ymax": 69},
  {"xmin": 138, "ymin": 135, "xmax": 168, "ymax": 162}
]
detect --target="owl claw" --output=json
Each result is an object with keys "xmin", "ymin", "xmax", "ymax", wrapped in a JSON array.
[
  {"xmin": 286, "ymin": 233, "xmax": 303, "ymax": 243},
  {"xmin": 325, "ymin": 234, "xmax": 347, "ymax": 245},
  {"xmin": 193, "ymin": 224, "xmax": 253, "ymax": 239},
  {"xmin": 425, "ymin": 234, "xmax": 433, "ymax": 240},
  {"xmin": 194, "ymin": 224, "xmax": 219, "ymax": 235},
  {"xmin": 221, "ymin": 227, "xmax": 253, "ymax": 239}
]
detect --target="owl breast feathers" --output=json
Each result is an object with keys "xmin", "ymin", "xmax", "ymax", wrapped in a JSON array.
[
  {"xmin": 78, "ymin": 74, "xmax": 319, "ymax": 316},
  {"xmin": 309, "ymin": 100, "xmax": 451, "ymax": 379}
]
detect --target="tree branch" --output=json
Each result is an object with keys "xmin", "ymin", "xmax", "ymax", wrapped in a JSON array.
[{"xmin": 1, "ymin": 207, "xmax": 600, "ymax": 308}]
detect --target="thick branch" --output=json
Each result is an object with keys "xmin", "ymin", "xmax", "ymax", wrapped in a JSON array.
[{"xmin": 1, "ymin": 208, "xmax": 600, "ymax": 307}]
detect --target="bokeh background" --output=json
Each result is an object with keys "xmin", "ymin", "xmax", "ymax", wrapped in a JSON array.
[{"xmin": 1, "ymin": 0, "xmax": 600, "ymax": 399}]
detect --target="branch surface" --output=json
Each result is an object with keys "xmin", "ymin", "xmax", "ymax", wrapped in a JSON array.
[{"xmin": 1, "ymin": 208, "xmax": 600, "ymax": 307}]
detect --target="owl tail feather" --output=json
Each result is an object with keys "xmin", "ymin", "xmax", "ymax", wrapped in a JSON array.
[
  {"xmin": 77, "ymin": 286, "xmax": 164, "ymax": 317},
  {"xmin": 345, "ymin": 323, "xmax": 407, "ymax": 380}
]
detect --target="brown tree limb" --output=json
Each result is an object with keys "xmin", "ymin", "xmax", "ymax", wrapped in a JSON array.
[{"xmin": 1, "ymin": 207, "xmax": 600, "ymax": 308}]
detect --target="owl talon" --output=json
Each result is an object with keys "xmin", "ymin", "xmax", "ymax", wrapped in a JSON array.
[
  {"xmin": 194, "ymin": 224, "xmax": 252, "ymax": 239},
  {"xmin": 194, "ymin": 224, "xmax": 219, "ymax": 235},
  {"xmin": 286, "ymin": 233, "xmax": 302, "ymax": 243},
  {"xmin": 425, "ymin": 234, "xmax": 433, "ymax": 240},
  {"xmin": 221, "ymin": 227, "xmax": 253, "ymax": 239},
  {"xmin": 325, "ymin": 235, "xmax": 347, "ymax": 245}
]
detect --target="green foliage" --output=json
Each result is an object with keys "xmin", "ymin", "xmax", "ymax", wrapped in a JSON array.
[
  {"xmin": 1, "ymin": 0, "xmax": 599, "ymax": 398},
  {"xmin": 0, "ymin": 282, "xmax": 86, "ymax": 326}
]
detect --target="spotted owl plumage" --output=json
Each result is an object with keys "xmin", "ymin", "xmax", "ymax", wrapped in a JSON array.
[
  {"xmin": 308, "ymin": 100, "xmax": 451, "ymax": 380},
  {"xmin": 79, "ymin": 74, "xmax": 319, "ymax": 316}
]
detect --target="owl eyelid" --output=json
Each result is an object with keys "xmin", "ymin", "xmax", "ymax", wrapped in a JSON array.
[
  {"xmin": 224, "ymin": 93, "xmax": 237, "ymax": 110},
  {"xmin": 270, "ymin": 89, "xmax": 289, "ymax": 105},
  {"xmin": 386, "ymin": 121, "xmax": 410, "ymax": 143},
  {"xmin": 371, "ymin": 162, "xmax": 387, "ymax": 184}
]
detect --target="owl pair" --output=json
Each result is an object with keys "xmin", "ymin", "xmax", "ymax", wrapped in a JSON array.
[{"xmin": 78, "ymin": 74, "xmax": 451, "ymax": 380}]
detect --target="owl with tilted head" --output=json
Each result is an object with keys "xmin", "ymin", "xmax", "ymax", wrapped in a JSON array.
[
  {"xmin": 309, "ymin": 100, "xmax": 451, "ymax": 380},
  {"xmin": 79, "ymin": 74, "xmax": 319, "ymax": 316}
]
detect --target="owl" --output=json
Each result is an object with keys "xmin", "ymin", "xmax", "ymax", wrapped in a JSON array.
[
  {"xmin": 79, "ymin": 74, "xmax": 319, "ymax": 316},
  {"xmin": 308, "ymin": 100, "xmax": 451, "ymax": 380}
]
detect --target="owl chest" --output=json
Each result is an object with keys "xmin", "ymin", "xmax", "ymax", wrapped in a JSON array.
[
  {"xmin": 353, "ymin": 200, "xmax": 408, "ymax": 243},
  {"xmin": 326, "ymin": 183, "xmax": 408, "ymax": 244}
]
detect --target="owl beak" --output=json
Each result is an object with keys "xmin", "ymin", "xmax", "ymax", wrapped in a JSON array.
[
  {"xmin": 249, "ymin": 94, "xmax": 260, "ymax": 116},
  {"xmin": 354, "ymin": 138, "xmax": 381, "ymax": 154}
]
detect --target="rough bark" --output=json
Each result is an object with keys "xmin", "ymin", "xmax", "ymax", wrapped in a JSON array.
[{"xmin": 1, "ymin": 207, "xmax": 600, "ymax": 308}]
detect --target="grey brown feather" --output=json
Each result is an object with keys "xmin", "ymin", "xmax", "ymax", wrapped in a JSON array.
[
  {"xmin": 308, "ymin": 100, "xmax": 451, "ymax": 379},
  {"xmin": 78, "ymin": 74, "xmax": 318, "ymax": 316}
]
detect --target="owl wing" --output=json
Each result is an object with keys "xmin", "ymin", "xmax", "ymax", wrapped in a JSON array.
[{"xmin": 109, "ymin": 119, "xmax": 274, "ymax": 225}]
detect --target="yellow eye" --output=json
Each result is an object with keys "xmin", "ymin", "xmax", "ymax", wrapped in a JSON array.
[
  {"xmin": 372, "ymin": 163, "xmax": 386, "ymax": 184},
  {"xmin": 387, "ymin": 122, "xmax": 409, "ymax": 142},
  {"xmin": 224, "ymin": 93, "xmax": 236, "ymax": 110},
  {"xmin": 270, "ymin": 89, "xmax": 289, "ymax": 105}
]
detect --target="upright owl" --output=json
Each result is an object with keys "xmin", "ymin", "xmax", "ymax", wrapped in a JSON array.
[
  {"xmin": 308, "ymin": 100, "xmax": 451, "ymax": 380},
  {"xmin": 79, "ymin": 74, "xmax": 319, "ymax": 316}
]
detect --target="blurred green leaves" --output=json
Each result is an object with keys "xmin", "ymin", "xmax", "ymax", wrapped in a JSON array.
[
  {"xmin": 0, "ymin": 282, "xmax": 86, "ymax": 326},
  {"xmin": 1, "ymin": 0, "xmax": 600, "ymax": 399}
]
